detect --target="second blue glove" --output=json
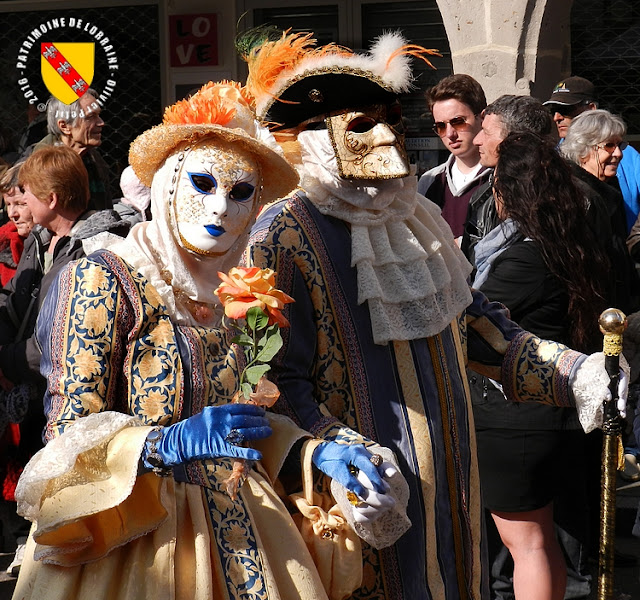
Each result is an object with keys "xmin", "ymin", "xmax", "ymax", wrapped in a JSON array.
[{"xmin": 312, "ymin": 441, "xmax": 389, "ymax": 497}]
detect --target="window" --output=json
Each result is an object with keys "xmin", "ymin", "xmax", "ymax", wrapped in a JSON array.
[
  {"xmin": 571, "ymin": 0, "xmax": 640, "ymax": 136},
  {"xmin": 253, "ymin": 5, "xmax": 341, "ymax": 45}
]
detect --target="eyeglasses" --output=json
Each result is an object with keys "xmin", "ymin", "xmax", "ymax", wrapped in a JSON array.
[
  {"xmin": 596, "ymin": 141, "xmax": 628, "ymax": 154},
  {"xmin": 431, "ymin": 115, "xmax": 476, "ymax": 137}
]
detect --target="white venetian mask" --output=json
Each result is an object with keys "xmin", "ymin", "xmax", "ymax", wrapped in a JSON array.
[{"xmin": 173, "ymin": 139, "xmax": 261, "ymax": 255}]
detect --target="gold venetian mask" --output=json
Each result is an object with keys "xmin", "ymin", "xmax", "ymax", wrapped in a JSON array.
[{"xmin": 326, "ymin": 102, "xmax": 409, "ymax": 180}]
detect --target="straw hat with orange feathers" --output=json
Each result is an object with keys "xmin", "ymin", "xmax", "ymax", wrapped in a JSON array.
[{"xmin": 129, "ymin": 80, "xmax": 298, "ymax": 202}]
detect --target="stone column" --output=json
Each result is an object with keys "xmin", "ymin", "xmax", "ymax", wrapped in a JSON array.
[{"xmin": 435, "ymin": 0, "xmax": 573, "ymax": 101}]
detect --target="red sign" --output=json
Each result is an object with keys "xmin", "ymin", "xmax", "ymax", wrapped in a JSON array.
[{"xmin": 169, "ymin": 13, "xmax": 218, "ymax": 67}]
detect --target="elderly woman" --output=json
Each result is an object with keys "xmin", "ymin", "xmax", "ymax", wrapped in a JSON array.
[
  {"xmin": 561, "ymin": 109, "xmax": 638, "ymax": 314},
  {"xmin": 561, "ymin": 108, "xmax": 626, "ymax": 183},
  {"xmin": 9, "ymin": 82, "xmax": 340, "ymax": 600},
  {"xmin": 560, "ymin": 109, "xmax": 627, "ymax": 234},
  {"xmin": 0, "ymin": 164, "xmax": 35, "ymax": 286}
]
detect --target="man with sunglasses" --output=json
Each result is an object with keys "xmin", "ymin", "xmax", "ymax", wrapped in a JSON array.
[
  {"xmin": 417, "ymin": 74, "xmax": 491, "ymax": 242},
  {"xmin": 545, "ymin": 76, "xmax": 640, "ymax": 233},
  {"xmin": 543, "ymin": 76, "xmax": 597, "ymax": 140}
]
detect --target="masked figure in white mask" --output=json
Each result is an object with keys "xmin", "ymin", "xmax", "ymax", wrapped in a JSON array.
[{"xmin": 10, "ymin": 82, "xmax": 340, "ymax": 600}]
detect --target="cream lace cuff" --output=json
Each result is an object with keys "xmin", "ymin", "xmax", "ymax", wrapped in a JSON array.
[
  {"xmin": 16, "ymin": 412, "xmax": 145, "ymax": 522},
  {"xmin": 570, "ymin": 352, "xmax": 630, "ymax": 433}
]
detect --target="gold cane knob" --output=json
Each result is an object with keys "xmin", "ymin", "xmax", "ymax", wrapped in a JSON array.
[{"xmin": 599, "ymin": 308, "xmax": 627, "ymax": 357}]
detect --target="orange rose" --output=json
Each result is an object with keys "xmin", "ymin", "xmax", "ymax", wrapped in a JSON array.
[{"xmin": 215, "ymin": 267, "xmax": 294, "ymax": 326}]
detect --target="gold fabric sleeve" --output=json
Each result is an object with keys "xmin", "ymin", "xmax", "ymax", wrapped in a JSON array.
[{"xmin": 32, "ymin": 425, "xmax": 169, "ymax": 567}]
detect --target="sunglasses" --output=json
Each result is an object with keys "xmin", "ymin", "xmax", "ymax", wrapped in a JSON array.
[
  {"xmin": 547, "ymin": 102, "xmax": 590, "ymax": 118},
  {"xmin": 432, "ymin": 115, "xmax": 476, "ymax": 137},
  {"xmin": 596, "ymin": 141, "xmax": 628, "ymax": 154}
]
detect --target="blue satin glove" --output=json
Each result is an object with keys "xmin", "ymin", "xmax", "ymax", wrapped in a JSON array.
[
  {"xmin": 145, "ymin": 404, "xmax": 272, "ymax": 468},
  {"xmin": 312, "ymin": 441, "xmax": 389, "ymax": 497}
]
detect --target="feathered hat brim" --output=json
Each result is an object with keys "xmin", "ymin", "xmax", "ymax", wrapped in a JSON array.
[{"xmin": 129, "ymin": 123, "xmax": 299, "ymax": 202}]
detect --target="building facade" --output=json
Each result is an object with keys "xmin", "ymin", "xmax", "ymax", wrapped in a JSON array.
[{"xmin": 0, "ymin": 0, "xmax": 637, "ymax": 180}]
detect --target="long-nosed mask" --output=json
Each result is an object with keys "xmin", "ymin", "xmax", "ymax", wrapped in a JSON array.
[{"xmin": 325, "ymin": 102, "xmax": 410, "ymax": 180}]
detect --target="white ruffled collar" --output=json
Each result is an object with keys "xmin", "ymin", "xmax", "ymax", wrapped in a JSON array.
[{"xmin": 297, "ymin": 129, "xmax": 473, "ymax": 344}]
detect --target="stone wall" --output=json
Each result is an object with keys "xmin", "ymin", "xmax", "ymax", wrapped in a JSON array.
[{"xmin": 436, "ymin": 0, "xmax": 573, "ymax": 101}]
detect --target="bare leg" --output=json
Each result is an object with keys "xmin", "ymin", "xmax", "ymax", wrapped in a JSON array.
[{"xmin": 492, "ymin": 503, "xmax": 566, "ymax": 600}]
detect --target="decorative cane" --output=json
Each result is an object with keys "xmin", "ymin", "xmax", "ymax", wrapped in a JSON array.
[{"xmin": 597, "ymin": 308, "xmax": 627, "ymax": 600}]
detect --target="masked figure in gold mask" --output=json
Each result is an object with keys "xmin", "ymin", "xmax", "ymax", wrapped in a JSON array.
[{"xmin": 243, "ymin": 30, "xmax": 628, "ymax": 600}]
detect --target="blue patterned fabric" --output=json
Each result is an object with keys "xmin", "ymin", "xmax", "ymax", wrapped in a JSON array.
[
  {"xmin": 249, "ymin": 193, "xmax": 583, "ymax": 600},
  {"xmin": 35, "ymin": 249, "xmax": 277, "ymax": 598}
]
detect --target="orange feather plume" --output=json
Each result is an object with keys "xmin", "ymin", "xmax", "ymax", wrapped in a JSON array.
[
  {"xmin": 245, "ymin": 30, "xmax": 353, "ymax": 105},
  {"xmin": 163, "ymin": 80, "xmax": 254, "ymax": 126},
  {"xmin": 386, "ymin": 44, "xmax": 441, "ymax": 71}
]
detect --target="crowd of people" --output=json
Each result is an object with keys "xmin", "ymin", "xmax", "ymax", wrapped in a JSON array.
[
  {"xmin": 0, "ymin": 28, "xmax": 637, "ymax": 600},
  {"xmin": 419, "ymin": 74, "xmax": 640, "ymax": 599},
  {"xmin": 0, "ymin": 88, "xmax": 148, "ymax": 577}
]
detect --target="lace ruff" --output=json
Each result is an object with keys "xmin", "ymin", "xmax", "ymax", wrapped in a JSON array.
[{"xmin": 297, "ymin": 128, "xmax": 473, "ymax": 344}]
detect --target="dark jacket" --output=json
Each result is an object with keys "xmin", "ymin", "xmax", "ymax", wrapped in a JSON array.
[
  {"xmin": 464, "ymin": 165, "xmax": 639, "ymax": 313},
  {"xmin": 470, "ymin": 240, "xmax": 581, "ymax": 430},
  {"xmin": 571, "ymin": 164, "xmax": 639, "ymax": 314},
  {"xmin": 0, "ymin": 210, "xmax": 129, "ymax": 384},
  {"xmin": 461, "ymin": 178, "xmax": 499, "ymax": 264}
]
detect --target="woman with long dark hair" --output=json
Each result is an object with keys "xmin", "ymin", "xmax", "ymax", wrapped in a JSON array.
[{"xmin": 470, "ymin": 131, "xmax": 609, "ymax": 600}]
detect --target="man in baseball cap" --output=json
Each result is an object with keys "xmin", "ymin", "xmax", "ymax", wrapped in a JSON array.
[{"xmin": 543, "ymin": 76, "xmax": 598, "ymax": 139}]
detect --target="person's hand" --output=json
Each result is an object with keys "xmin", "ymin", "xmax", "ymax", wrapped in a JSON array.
[
  {"xmin": 144, "ymin": 404, "xmax": 272, "ymax": 468},
  {"xmin": 616, "ymin": 365, "xmax": 629, "ymax": 418},
  {"xmin": 351, "ymin": 465, "xmax": 397, "ymax": 523},
  {"xmin": 312, "ymin": 441, "xmax": 389, "ymax": 497},
  {"xmin": 588, "ymin": 366, "xmax": 628, "ymax": 418}
]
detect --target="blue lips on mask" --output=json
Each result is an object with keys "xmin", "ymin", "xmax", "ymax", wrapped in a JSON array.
[{"xmin": 205, "ymin": 224, "xmax": 225, "ymax": 237}]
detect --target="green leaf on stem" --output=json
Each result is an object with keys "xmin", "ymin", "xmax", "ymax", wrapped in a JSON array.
[
  {"xmin": 244, "ymin": 364, "xmax": 271, "ymax": 385},
  {"xmin": 246, "ymin": 307, "xmax": 269, "ymax": 332},
  {"xmin": 257, "ymin": 324, "xmax": 278, "ymax": 349},
  {"xmin": 241, "ymin": 382, "xmax": 253, "ymax": 400},
  {"xmin": 231, "ymin": 333, "xmax": 253, "ymax": 346},
  {"xmin": 255, "ymin": 329, "xmax": 283, "ymax": 363}
]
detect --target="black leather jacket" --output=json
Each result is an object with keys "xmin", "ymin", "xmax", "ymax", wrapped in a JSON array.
[{"xmin": 460, "ymin": 178, "xmax": 500, "ymax": 265}]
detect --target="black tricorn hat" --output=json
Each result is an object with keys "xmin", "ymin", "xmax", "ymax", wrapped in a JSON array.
[
  {"xmin": 244, "ymin": 31, "xmax": 439, "ymax": 130},
  {"xmin": 264, "ymin": 71, "xmax": 400, "ymax": 130}
]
